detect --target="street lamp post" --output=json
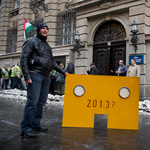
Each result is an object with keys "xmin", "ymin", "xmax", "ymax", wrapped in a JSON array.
[{"xmin": 131, "ymin": 20, "xmax": 138, "ymax": 53}]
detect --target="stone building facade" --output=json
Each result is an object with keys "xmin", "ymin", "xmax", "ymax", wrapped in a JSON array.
[{"xmin": 0, "ymin": 0, "xmax": 150, "ymax": 98}]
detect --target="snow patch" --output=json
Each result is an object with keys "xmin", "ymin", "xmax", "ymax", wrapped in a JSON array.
[
  {"xmin": 0, "ymin": 89, "xmax": 64, "ymax": 108},
  {"xmin": 139, "ymin": 100, "xmax": 150, "ymax": 115}
]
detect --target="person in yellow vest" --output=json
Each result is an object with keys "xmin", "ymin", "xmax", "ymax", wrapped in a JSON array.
[
  {"xmin": 1, "ymin": 66, "xmax": 10, "ymax": 90},
  {"xmin": 12, "ymin": 62, "xmax": 25, "ymax": 90},
  {"xmin": 10, "ymin": 65, "xmax": 15, "ymax": 89}
]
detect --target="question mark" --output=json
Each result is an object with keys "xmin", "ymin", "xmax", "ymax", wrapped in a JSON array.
[{"xmin": 112, "ymin": 101, "xmax": 115, "ymax": 108}]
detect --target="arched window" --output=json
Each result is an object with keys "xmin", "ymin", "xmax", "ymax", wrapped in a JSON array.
[{"xmin": 94, "ymin": 20, "xmax": 126, "ymax": 44}]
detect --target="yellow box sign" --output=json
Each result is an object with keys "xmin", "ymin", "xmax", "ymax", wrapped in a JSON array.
[{"xmin": 62, "ymin": 74, "xmax": 140, "ymax": 130}]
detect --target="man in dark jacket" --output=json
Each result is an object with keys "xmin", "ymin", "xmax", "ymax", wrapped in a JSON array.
[
  {"xmin": 20, "ymin": 23, "xmax": 67, "ymax": 138},
  {"xmin": 86, "ymin": 63, "xmax": 98, "ymax": 75},
  {"xmin": 116, "ymin": 60, "xmax": 127, "ymax": 76},
  {"xmin": 66, "ymin": 59, "xmax": 74, "ymax": 74}
]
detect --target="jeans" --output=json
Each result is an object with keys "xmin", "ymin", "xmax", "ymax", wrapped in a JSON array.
[
  {"xmin": 12, "ymin": 77, "xmax": 25, "ymax": 90},
  {"xmin": 21, "ymin": 72, "xmax": 51, "ymax": 132},
  {"xmin": 2, "ymin": 79, "xmax": 9, "ymax": 90}
]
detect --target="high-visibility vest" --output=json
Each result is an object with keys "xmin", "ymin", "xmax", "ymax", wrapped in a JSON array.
[
  {"xmin": 2, "ymin": 68, "xmax": 10, "ymax": 78},
  {"xmin": 11, "ymin": 66, "xmax": 15, "ymax": 77},
  {"xmin": 15, "ymin": 65, "xmax": 21, "ymax": 77},
  {"xmin": 52, "ymin": 70, "xmax": 56, "ymax": 76}
]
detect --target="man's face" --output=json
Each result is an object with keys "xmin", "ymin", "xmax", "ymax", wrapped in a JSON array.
[
  {"xmin": 39, "ymin": 27, "xmax": 48, "ymax": 37},
  {"xmin": 131, "ymin": 60, "xmax": 135, "ymax": 65},
  {"xmin": 67, "ymin": 61, "xmax": 70, "ymax": 64},
  {"xmin": 60, "ymin": 65, "xmax": 64, "ymax": 68},
  {"xmin": 5, "ymin": 66, "xmax": 7, "ymax": 70},
  {"xmin": 18, "ymin": 62, "xmax": 20, "ymax": 66},
  {"xmin": 90, "ymin": 65, "xmax": 94, "ymax": 68},
  {"xmin": 119, "ymin": 61, "xmax": 123, "ymax": 66}
]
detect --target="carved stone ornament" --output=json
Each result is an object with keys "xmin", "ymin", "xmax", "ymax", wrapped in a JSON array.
[
  {"xmin": 30, "ymin": 0, "xmax": 48, "ymax": 14},
  {"xmin": 65, "ymin": 2, "xmax": 72, "ymax": 9},
  {"xmin": 99, "ymin": 2, "xmax": 114, "ymax": 10}
]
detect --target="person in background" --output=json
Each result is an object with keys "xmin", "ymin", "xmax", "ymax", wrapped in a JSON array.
[
  {"xmin": 10, "ymin": 65, "xmax": 15, "ymax": 89},
  {"xmin": 127, "ymin": 59, "xmax": 140, "ymax": 77},
  {"xmin": 56, "ymin": 63, "xmax": 65, "ymax": 96},
  {"xmin": 12, "ymin": 62, "xmax": 25, "ymax": 90},
  {"xmin": 86, "ymin": 63, "xmax": 98, "ymax": 75},
  {"xmin": 1, "ymin": 66, "xmax": 10, "ymax": 90},
  {"xmin": 116, "ymin": 60, "xmax": 127, "ymax": 76},
  {"xmin": 49, "ymin": 69, "xmax": 57, "ymax": 95},
  {"xmin": 0, "ymin": 68, "xmax": 2, "ymax": 90},
  {"xmin": 66, "ymin": 59, "xmax": 74, "ymax": 74}
]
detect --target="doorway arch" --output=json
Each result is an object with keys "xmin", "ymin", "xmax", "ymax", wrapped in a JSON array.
[{"xmin": 93, "ymin": 20, "xmax": 126, "ymax": 75}]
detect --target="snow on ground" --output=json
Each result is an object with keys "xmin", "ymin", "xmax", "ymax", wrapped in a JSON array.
[
  {"xmin": 0, "ymin": 89, "xmax": 64, "ymax": 108},
  {"xmin": 1, "ymin": 89, "xmax": 150, "ymax": 115},
  {"xmin": 139, "ymin": 100, "xmax": 150, "ymax": 116}
]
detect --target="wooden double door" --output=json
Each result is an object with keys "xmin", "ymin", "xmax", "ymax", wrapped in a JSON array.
[{"xmin": 93, "ymin": 40, "xmax": 126, "ymax": 75}]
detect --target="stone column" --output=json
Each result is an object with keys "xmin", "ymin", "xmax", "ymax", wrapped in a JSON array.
[
  {"xmin": 16, "ymin": 0, "xmax": 31, "ymax": 52},
  {"xmin": 75, "ymin": 17, "xmax": 88, "ymax": 74},
  {"xmin": 129, "ymin": 3, "xmax": 148, "ymax": 97},
  {"xmin": 0, "ymin": 0, "xmax": 11, "ymax": 54},
  {"xmin": 45, "ymin": 0, "xmax": 61, "ymax": 47}
]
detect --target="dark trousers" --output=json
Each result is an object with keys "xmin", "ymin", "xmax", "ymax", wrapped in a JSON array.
[
  {"xmin": 21, "ymin": 72, "xmax": 51, "ymax": 132},
  {"xmin": 10, "ymin": 77, "xmax": 14, "ymax": 89},
  {"xmin": 49, "ymin": 79, "xmax": 57, "ymax": 94},
  {"xmin": 2, "ymin": 79, "xmax": 9, "ymax": 90},
  {"xmin": 12, "ymin": 77, "xmax": 25, "ymax": 90}
]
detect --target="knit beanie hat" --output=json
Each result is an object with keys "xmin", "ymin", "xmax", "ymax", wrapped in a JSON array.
[{"xmin": 36, "ymin": 23, "xmax": 49, "ymax": 33}]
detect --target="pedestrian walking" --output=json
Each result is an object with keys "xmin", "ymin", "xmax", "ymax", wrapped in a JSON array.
[
  {"xmin": 86, "ymin": 63, "xmax": 98, "ymax": 75},
  {"xmin": 12, "ymin": 62, "xmax": 25, "ymax": 90},
  {"xmin": 66, "ymin": 59, "xmax": 74, "ymax": 74},
  {"xmin": 56, "ymin": 63, "xmax": 65, "ymax": 96},
  {"xmin": 116, "ymin": 60, "xmax": 127, "ymax": 76},
  {"xmin": 127, "ymin": 59, "xmax": 140, "ymax": 77},
  {"xmin": 1, "ymin": 66, "xmax": 10, "ymax": 90},
  {"xmin": 20, "ymin": 22, "xmax": 68, "ymax": 138}
]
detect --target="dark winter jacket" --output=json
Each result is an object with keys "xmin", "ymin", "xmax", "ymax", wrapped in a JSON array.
[
  {"xmin": 87, "ymin": 67, "xmax": 98, "ymax": 75},
  {"xmin": 20, "ymin": 33, "xmax": 66, "ymax": 81},
  {"xmin": 66, "ymin": 62, "xmax": 74, "ymax": 74},
  {"xmin": 117, "ymin": 64, "xmax": 127, "ymax": 76}
]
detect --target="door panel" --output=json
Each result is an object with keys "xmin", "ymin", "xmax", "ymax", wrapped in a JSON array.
[
  {"xmin": 93, "ymin": 43, "xmax": 126, "ymax": 75},
  {"xmin": 93, "ymin": 47, "xmax": 109, "ymax": 75},
  {"xmin": 112, "ymin": 46, "xmax": 126, "ymax": 75}
]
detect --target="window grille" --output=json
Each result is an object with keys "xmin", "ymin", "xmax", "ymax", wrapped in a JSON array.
[
  {"xmin": 6, "ymin": 27, "xmax": 17, "ymax": 53},
  {"xmin": 56, "ymin": 9, "xmax": 76, "ymax": 46}
]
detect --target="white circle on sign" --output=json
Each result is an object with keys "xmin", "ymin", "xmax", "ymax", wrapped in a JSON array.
[
  {"xmin": 74, "ymin": 85, "xmax": 85, "ymax": 97},
  {"xmin": 119, "ymin": 87, "xmax": 130, "ymax": 99}
]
